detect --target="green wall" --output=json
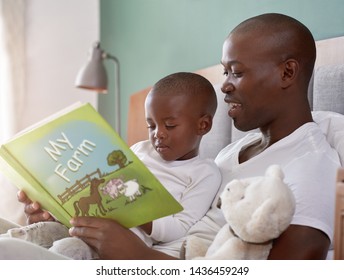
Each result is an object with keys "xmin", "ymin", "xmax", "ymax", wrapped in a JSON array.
[{"xmin": 99, "ymin": 0, "xmax": 344, "ymax": 140}]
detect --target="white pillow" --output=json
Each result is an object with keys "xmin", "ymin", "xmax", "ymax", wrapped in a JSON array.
[
  {"xmin": 200, "ymin": 84, "xmax": 232, "ymax": 159},
  {"xmin": 312, "ymin": 111, "xmax": 344, "ymax": 166}
]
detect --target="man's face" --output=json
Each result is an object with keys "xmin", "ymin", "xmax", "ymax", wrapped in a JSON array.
[{"xmin": 220, "ymin": 33, "xmax": 282, "ymax": 132}]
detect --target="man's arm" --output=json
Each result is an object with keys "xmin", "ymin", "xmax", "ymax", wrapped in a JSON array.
[{"xmin": 268, "ymin": 225, "xmax": 330, "ymax": 259}]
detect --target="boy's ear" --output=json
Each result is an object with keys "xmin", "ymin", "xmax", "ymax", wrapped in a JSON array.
[
  {"xmin": 198, "ymin": 114, "xmax": 213, "ymax": 135},
  {"xmin": 280, "ymin": 59, "xmax": 299, "ymax": 89}
]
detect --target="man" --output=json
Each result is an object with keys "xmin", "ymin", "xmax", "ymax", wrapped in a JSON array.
[{"xmin": 7, "ymin": 13, "xmax": 341, "ymax": 259}]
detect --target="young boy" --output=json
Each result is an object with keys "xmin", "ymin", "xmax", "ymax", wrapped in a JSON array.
[
  {"xmin": 0, "ymin": 72, "xmax": 221, "ymax": 259},
  {"xmin": 129, "ymin": 72, "xmax": 221, "ymax": 257}
]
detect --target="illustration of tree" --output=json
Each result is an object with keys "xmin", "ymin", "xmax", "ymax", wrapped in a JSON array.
[{"xmin": 107, "ymin": 150, "xmax": 128, "ymax": 169}]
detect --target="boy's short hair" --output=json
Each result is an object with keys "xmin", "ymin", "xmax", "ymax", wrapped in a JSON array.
[{"xmin": 151, "ymin": 72, "xmax": 217, "ymax": 117}]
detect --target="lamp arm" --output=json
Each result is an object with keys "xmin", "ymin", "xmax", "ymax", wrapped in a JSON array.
[
  {"xmin": 104, "ymin": 53, "xmax": 121, "ymax": 134},
  {"xmin": 103, "ymin": 53, "xmax": 119, "ymax": 64}
]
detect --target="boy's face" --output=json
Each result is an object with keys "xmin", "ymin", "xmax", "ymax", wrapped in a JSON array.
[{"xmin": 145, "ymin": 92, "xmax": 202, "ymax": 161}]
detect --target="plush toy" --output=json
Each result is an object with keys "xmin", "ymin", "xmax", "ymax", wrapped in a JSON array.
[
  {"xmin": 184, "ymin": 165, "xmax": 295, "ymax": 260},
  {"xmin": 49, "ymin": 236, "xmax": 98, "ymax": 259},
  {"xmin": 0, "ymin": 221, "xmax": 98, "ymax": 259},
  {"xmin": 0, "ymin": 221, "xmax": 69, "ymax": 248}
]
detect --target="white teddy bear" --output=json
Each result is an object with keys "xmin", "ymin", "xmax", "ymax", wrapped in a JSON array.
[{"xmin": 184, "ymin": 165, "xmax": 296, "ymax": 260}]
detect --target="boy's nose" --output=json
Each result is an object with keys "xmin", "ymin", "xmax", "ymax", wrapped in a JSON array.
[{"xmin": 155, "ymin": 129, "xmax": 166, "ymax": 139}]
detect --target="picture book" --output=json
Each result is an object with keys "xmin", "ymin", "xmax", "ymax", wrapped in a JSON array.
[{"xmin": 0, "ymin": 102, "xmax": 183, "ymax": 228}]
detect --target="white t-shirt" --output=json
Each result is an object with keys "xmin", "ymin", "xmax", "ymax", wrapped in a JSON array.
[
  {"xmin": 130, "ymin": 140, "xmax": 221, "ymax": 256},
  {"xmin": 187, "ymin": 122, "xmax": 340, "ymax": 248}
]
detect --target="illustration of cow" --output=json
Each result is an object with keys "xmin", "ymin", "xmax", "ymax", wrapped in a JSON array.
[{"xmin": 101, "ymin": 178, "xmax": 123, "ymax": 199}]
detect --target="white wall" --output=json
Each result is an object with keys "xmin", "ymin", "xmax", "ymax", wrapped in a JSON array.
[
  {"xmin": 0, "ymin": 0, "xmax": 99, "ymax": 225},
  {"xmin": 22, "ymin": 0, "xmax": 99, "ymax": 129}
]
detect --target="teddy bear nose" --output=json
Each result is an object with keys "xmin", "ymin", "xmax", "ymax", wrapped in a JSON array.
[{"xmin": 217, "ymin": 197, "xmax": 222, "ymax": 208}]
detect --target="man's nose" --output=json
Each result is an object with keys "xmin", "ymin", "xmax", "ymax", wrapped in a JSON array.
[{"xmin": 221, "ymin": 82, "xmax": 235, "ymax": 94}]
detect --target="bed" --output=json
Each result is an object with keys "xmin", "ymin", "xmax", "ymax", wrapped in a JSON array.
[{"xmin": 127, "ymin": 36, "xmax": 344, "ymax": 259}]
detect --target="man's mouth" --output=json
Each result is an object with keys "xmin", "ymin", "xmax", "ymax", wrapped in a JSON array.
[
  {"xmin": 228, "ymin": 102, "xmax": 242, "ymax": 118},
  {"xmin": 229, "ymin": 102, "xmax": 242, "ymax": 110}
]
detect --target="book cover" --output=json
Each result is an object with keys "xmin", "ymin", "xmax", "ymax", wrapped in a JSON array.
[{"xmin": 0, "ymin": 102, "xmax": 183, "ymax": 228}]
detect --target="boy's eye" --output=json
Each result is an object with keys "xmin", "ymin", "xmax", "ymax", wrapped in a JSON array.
[
  {"xmin": 165, "ymin": 125, "xmax": 176, "ymax": 130},
  {"xmin": 147, "ymin": 124, "xmax": 155, "ymax": 130}
]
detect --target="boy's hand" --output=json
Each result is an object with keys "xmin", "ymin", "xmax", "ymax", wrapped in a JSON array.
[{"xmin": 17, "ymin": 190, "xmax": 55, "ymax": 224}]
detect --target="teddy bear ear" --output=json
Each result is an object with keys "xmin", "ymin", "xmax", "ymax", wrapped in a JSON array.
[{"xmin": 266, "ymin": 165, "xmax": 284, "ymax": 180}]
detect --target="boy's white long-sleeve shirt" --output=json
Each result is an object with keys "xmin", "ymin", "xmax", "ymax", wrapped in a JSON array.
[{"xmin": 130, "ymin": 140, "xmax": 221, "ymax": 244}]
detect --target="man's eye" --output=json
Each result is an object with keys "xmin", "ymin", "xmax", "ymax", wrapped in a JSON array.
[
  {"xmin": 232, "ymin": 72, "xmax": 243, "ymax": 78},
  {"xmin": 223, "ymin": 69, "xmax": 242, "ymax": 78}
]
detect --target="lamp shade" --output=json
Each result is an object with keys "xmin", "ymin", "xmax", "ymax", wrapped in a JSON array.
[
  {"xmin": 75, "ymin": 41, "xmax": 121, "ymax": 134},
  {"xmin": 75, "ymin": 42, "xmax": 108, "ymax": 93}
]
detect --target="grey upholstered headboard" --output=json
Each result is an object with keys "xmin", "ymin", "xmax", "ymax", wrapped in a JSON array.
[{"xmin": 308, "ymin": 36, "xmax": 344, "ymax": 115}]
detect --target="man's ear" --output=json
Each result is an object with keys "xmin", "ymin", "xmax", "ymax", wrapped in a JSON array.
[
  {"xmin": 280, "ymin": 59, "xmax": 299, "ymax": 89},
  {"xmin": 197, "ymin": 114, "xmax": 213, "ymax": 135}
]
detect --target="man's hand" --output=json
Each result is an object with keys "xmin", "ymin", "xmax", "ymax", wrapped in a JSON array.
[{"xmin": 69, "ymin": 217, "xmax": 175, "ymax": 260}]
